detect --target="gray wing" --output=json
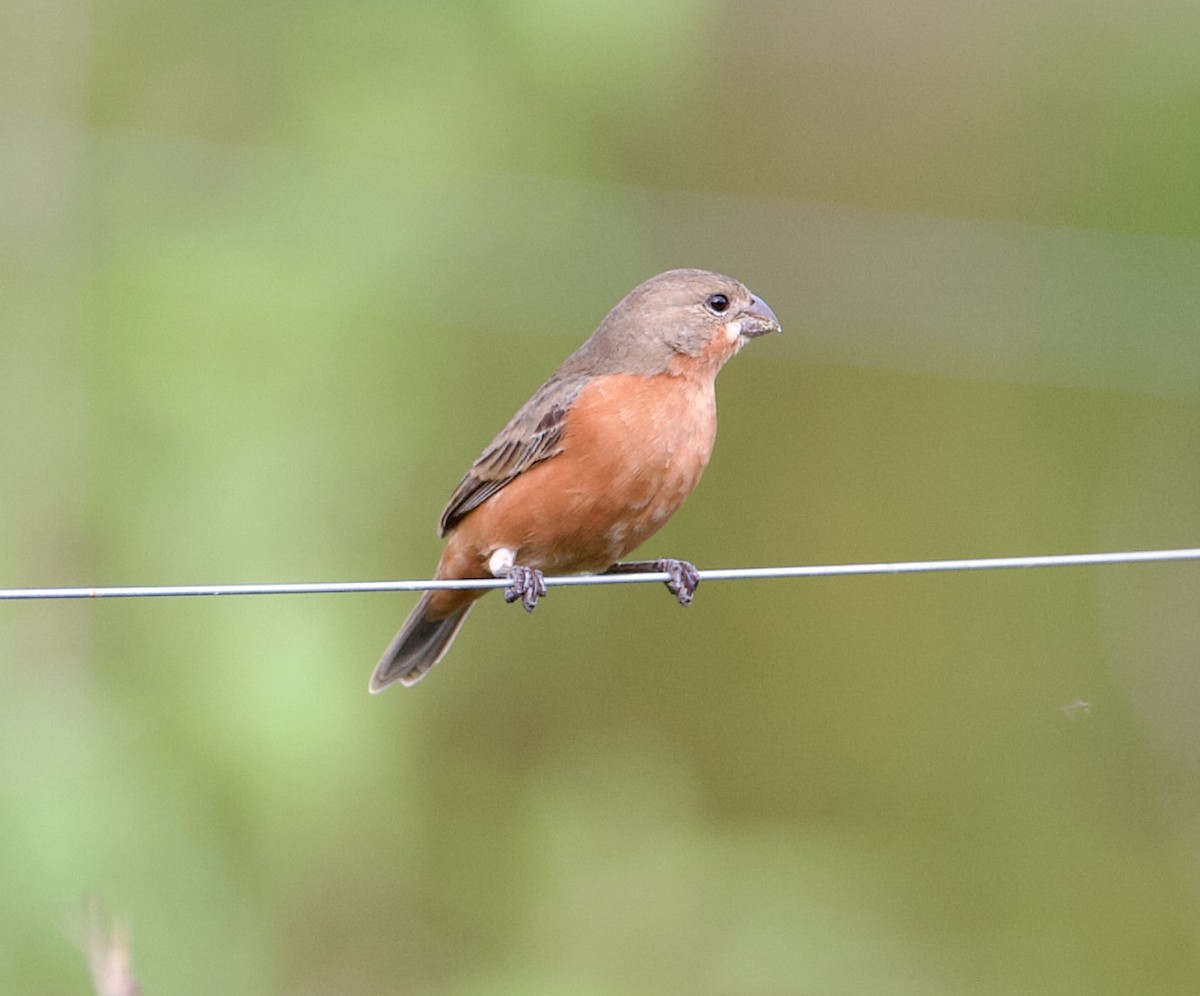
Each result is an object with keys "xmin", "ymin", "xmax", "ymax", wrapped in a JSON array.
[{"xmin": 438, "ymin": 374, "xmax": 588, "ymax": 536}]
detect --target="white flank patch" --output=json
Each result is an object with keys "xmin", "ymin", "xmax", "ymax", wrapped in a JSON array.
[{"xmin": 488, "ymin": 547, "xmax": 516, "ymax": 577}]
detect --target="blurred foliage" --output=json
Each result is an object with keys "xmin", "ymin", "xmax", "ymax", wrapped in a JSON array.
[{"xmin": 2, "ymin": 0, "xmax": 1199, "ymax": 992}]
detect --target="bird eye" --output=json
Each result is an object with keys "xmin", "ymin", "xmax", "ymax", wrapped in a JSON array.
[{"xmin": 705, "ymin": 293, "xmax": 730, "ymax": 314}]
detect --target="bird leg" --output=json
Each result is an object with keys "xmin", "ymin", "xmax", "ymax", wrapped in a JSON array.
[
  {"xmin": 502, "ymin": 565, "xmax": 547, "ymax": 612},
  {"xmin": 489, "ymin": 547, "xmax": 547, "ymax": 612},
  {"xmin": 484, "ymin": 549, "xmax": 547, "ymax": 612},
  {"xmin": 603, "ymin": 559, "xmax": 700, "ymax": 607}
]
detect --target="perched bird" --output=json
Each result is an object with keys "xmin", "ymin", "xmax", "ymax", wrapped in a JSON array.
[{"xmin": 370, "ymin": 268, "xmax": 780, "ymax": 692}]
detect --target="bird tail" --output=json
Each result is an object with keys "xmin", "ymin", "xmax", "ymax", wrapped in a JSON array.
[{"xmin": 369, "ymin": 592, "xmax": 474, "ymax": 692}]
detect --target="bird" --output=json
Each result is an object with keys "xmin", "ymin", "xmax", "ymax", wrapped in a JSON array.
[{"xmin": 370, "ymin": 268, "xmax": 781, "ymax": 692}]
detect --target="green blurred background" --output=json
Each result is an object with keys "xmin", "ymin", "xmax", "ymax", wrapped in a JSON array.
[{"xmin": 3, "ymin": 0, "xmax": 1200, "ymax": 992}]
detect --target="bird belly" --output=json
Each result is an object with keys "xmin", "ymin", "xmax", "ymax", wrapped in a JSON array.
[{"xmin": 450, "ymin": 373, "xmax": 717, "ymax": 575}]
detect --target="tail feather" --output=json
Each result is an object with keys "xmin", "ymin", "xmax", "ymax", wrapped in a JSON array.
[{"xmin": 370, "ymin": 592, "xmax": 474, "ymax": 693}]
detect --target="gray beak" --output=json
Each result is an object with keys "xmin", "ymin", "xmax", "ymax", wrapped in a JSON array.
[{"xmin": 739, "ymin": 296, "xmax": 782, "ymax": 338}]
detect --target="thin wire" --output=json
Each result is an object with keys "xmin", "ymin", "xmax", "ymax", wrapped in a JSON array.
[{"xmin": 1, "ymin": 548, "xmax": 1197, "ymax": 601}]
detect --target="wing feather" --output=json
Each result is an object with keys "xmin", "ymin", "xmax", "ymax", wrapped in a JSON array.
[{"xmin": 438, "ymin": 374, "xmax": 587, "ymax": 536}]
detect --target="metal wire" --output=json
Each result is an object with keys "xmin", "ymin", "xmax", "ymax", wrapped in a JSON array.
[{"xmin": 1, "ymin": 548, "xmax": 1197, "ymax": 601}]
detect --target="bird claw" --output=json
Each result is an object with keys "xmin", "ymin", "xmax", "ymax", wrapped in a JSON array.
[
  {"xmin": 603, "ymin": 557, "xmax": 701, "ymax": 606},
  {"xmin": 504, "ymin": 565, "xmax": 547, "ymax": 612},
  {"xmin": 659, "ymin": 558, "xmax": 700, "ymax": 607}
]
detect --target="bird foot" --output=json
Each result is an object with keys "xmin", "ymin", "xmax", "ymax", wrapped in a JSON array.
[
  {"xmin": 604, "ymin": 558, "xmax": 700, "ymax": 606},
  {"xmin": 658, "ymin": 558, "xmax": 701, "ymax": 606},
  {"xmin": 503, "ymin": 565, "xmax": 547, "ymax": 612}
]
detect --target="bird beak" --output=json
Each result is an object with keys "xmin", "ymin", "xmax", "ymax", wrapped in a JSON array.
[{"xmin": 738, "ymin": 296, "xmax": 782, "ymax": 339}]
